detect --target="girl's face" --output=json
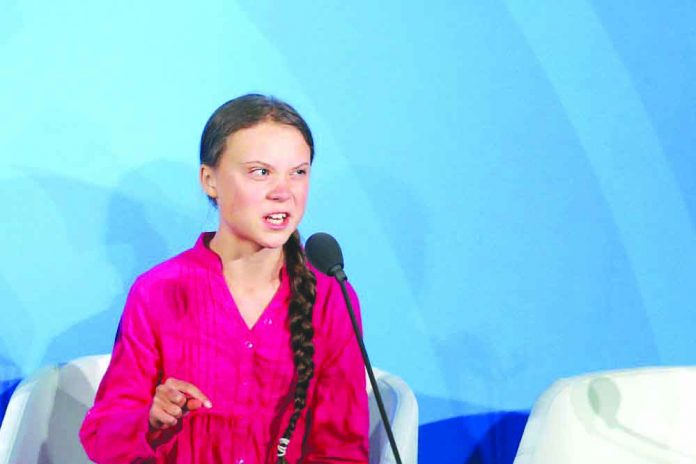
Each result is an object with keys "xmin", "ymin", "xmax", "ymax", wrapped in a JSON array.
[{"xmin": 200, "ymin": 121, "xmax": 312, "ymax": 252}]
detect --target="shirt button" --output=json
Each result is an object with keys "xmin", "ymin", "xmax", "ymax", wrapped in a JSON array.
[
  {"xmin": 236, "ymin": 459, "xmax": 245, "ymax": 464},
  {"xmin": 245, "ymin": 341, "xmax": 254, "ymax": 349},
  {"xmin": 264, "ymin": 318, "xmax": 273, "ymax": 326}
]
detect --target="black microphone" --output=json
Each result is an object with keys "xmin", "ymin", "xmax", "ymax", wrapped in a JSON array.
[
  {"xmin": 305, "ymin": 232, "xmax": 403, "ymax": 464},
  {"xmin": 305, "ymin": 232, "xmax": 346, "ymax": 282}
]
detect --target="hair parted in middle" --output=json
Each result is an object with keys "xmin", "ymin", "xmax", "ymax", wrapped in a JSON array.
[{"xmin": 199, "ymin": 94, "xmax": 317, "ymax": 463}]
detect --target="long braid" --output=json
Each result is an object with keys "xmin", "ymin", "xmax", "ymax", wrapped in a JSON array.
[
  {"xmin": 197, "ymin": 94, "xmax": 317, "ymax": 461},
  {"xmin": 277, "ymin": 230, "xmax": 316, "ymax": 463}
]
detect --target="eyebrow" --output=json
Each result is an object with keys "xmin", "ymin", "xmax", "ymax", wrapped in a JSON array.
[{"xmin": 242, "ymin": 161, "xmax": 310, "ymax": 169}]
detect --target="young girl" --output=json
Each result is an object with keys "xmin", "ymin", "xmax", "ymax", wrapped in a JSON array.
[{"xmin": 80, "ymin": 94, "xmax": 370, "ymax": 463}]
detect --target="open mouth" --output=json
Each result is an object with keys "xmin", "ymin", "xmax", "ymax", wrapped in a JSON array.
[{"xmin": 265, "ymin": 212, "xmax": 289, "ymax": 226}]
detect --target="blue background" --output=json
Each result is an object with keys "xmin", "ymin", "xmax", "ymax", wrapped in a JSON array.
[{"xmin": 1, "ymin": 1, "xmax": 695, "ymax": 462}]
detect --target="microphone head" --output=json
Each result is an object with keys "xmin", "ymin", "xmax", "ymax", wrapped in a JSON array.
[{"xmin": 305, "ymin": 232, "xmax": 344, "ymax": 277}]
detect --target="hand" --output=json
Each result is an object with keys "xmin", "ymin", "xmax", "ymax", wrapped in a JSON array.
[{"xmin": 148, "ymin": 378, "xmax": 212, "ymax": 430}]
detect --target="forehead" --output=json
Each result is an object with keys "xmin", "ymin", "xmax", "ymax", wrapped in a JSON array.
[{"xmin": 222, "ymin": 121, "xmax": 311, "ymax": 165}]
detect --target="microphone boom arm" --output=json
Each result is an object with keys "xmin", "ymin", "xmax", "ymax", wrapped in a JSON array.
[{"xmin": 335, "ymin": 275, "xmax": 403, "ymax": 464}]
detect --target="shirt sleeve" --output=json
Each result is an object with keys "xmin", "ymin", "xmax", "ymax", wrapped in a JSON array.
[
  {"xmin": 303, "ymin": 279, "xmax": 370, "ymax": 463},
  {"xmin": 79, "ymin": 277, "xmax": 172, "ymax": 463}
]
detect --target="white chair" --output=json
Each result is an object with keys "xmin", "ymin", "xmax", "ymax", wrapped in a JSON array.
[
  {"xmin": 0, "ymin": 355, "xmax": 109, "ymax": 464},
  {"xmin": 367, "ymin": 369, "xmax": 419, "ymax": 464},
  {"xmin": 514, "ymin": 366, "xmax": 696, "ymax": 464},
  {"xmin": 0, "ymin": 355, "xmax": 418, "ymax": 464}
]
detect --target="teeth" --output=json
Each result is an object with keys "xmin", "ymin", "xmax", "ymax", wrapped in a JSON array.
[{"xmin": 266, "ymin": 213, "xmax": 287, "ymax": 225}]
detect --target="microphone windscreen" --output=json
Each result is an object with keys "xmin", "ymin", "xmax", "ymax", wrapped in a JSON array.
[{"xmin": 305, "ymin": 232, "xmax": 344, "ymax": 276}]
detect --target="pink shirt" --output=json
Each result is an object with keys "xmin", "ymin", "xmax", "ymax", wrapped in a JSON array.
[{"xmin": 80, "ymin": 232, "xmax": 369, "ymax": 463}]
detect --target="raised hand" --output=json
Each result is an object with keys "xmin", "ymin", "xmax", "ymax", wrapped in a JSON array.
[{"xmin": 149, "ymin": 378, "xmax": 212, "ymax": 430}]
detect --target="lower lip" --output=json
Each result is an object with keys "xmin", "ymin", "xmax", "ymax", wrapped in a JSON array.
[{"xmin": 264, "ymin": 216, "xmax": 290, "ymax": 230}]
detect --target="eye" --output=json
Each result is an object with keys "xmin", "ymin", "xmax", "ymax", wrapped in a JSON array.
[
  {"xmin": 250, "ymin": 167, "xmax": 270, "ymax": 177},
  {"xmin": 293, "ymin": 168, "xmax": 309, "ymax": 176}
]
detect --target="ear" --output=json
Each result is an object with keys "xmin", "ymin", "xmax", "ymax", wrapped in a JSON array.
[{"xmin": 199, "ymin": 164, "xmax": 217, "ymax": 199}]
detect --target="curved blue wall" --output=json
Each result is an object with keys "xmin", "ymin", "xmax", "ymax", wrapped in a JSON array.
[{"xmin": 1, "ymin": 1, "xmax": 695, "ymax": 462}]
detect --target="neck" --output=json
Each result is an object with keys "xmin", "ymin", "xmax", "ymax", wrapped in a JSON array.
[{"xmin": 209, "ymin": 230, "xmax": 284, "ymax": 285}]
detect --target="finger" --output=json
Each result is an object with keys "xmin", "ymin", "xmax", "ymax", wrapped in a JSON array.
[
  {"xmin": 166, "ymin": 379, "xmax": 212, "ymax": 408},
  {"xmin": 155, "ymin": 397, "xmax": 183, "ymax": 419},
  {"xmin": 159, "ymin": 382, "xmax": 187, "ymax": 406},
  {"xmin": 184, "ymin": 398, "xmax": 203, "ymax": 412},
  {"xmin": 153, "ymin": 395, "xmax": 186, "ymax": 419},
  {"xmin": 150, "ymin": 407, "xmax": 178, "ymax": 429}
]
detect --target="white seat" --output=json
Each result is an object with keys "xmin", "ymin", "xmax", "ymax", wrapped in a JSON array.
[
  {"xmin": 0, "ymin": 355, "xmax": 109, "ymax": 464},
  {"xmin": 513, "ymin": 366, "xmax": 696, "ymax": 464},
  {"xmin": 0, "ymin": 355, "xmax": 418, "ymax": 464},
  {"xmin": 367, "ymin": 368, "xmax": 419, "ymax": 464}
]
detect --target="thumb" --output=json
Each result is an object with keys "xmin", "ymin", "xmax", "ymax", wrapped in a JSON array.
[{"xmin": 185, "ymin": 398, "xmax": 204, "ymax": 412}]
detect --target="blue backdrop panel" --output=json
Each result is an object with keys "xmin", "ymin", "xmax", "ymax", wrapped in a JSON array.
[{"xmin": 1, "ymin": 1, "xmax": 695, "ymax": 462}]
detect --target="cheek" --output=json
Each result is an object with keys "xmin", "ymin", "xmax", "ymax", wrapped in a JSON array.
[
  {"xmin": 218, "ymin": 180, "xmax": 263, "ymax": 211},
  {"xmin": 294, "ymin": 184, "xmax": 310, "ymax": 208},
  {"xmin": 234, "ymin": 190, "xmax": 264, "ymax": 211}
]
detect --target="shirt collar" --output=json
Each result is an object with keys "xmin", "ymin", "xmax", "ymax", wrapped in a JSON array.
[
  {"xmin": 191, "ymin": 232, "xmax": 289, "ymax": 284},
  {"xmin": 192, "ymin": 231, "xmax": 223, "ymax": 272}
]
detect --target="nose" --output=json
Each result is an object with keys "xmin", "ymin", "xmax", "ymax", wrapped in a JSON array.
[{"xmin": 267, "ymin": 177, "xmax": 291, "ymax": 202}]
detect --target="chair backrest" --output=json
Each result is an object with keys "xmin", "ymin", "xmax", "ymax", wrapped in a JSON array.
[
  {"xmin": 0, "ymin": 355, "xmax": 110, "ymax": 464},
  {"xmin": 514, "ymin": 366, "xmax": 696, "ymax": 464},
  {"xmin": 0, "ymin": 356, "xmax": 418, "ymax": 464},
  {"xmin": 367, "ymin": 369, "xmax": 419, "ymax": 464}
]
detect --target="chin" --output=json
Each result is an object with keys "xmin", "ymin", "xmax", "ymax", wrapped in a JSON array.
[
  {"xmin": 261, "ymin": 241, "xmax": 287, "ymax": 250},
  {"xmin": 258, "ymin": 232, "xmax": 294, "ymax": 250}
]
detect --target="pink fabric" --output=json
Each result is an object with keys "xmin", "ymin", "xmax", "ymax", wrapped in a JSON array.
[{"xmin": 80, "ymin": 232, "xmax": 369, "ymax": 463}]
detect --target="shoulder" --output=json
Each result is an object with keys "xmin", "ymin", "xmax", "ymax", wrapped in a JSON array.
[
  {"xmin": 309, "ymin": 262, "xmax": 362, "ymax": 334},
  {"xmin": 128, "ymin": 245, "xmax": 208, "ymax": 308},
  {"xmin": 135, "ymin": 249, "xmax": 192, "ymax": 285},
  {"xmin": 309, "ymin": 263, "xmax": 353, "ymax": 304}
]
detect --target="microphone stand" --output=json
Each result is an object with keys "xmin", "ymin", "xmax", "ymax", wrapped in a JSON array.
[{"xmin": 332, "ymin": 268, "xmax": 403, "ymax": 464}]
